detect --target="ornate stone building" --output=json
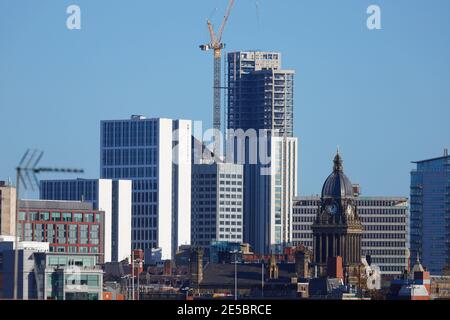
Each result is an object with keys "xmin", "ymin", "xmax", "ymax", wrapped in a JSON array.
[{"xmin": 312, "ymin": 152, "xmax": 363, "ymax": 275}]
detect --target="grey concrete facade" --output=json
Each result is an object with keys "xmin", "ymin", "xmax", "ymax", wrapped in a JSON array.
[
  {"xmin": 293, "ymin": 195, "xmax": 409, "ymax": 277},
  {"xmin": 191, "ymin": 163, "xmax": 244, "ymax": 249}
]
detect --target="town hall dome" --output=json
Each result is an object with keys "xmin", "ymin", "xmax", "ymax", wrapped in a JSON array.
[{"xmin": 321, "ymin": 151, "xmax": 354, "ymax": 199}]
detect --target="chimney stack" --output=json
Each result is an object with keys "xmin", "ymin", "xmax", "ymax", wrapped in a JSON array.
[
  {"xmin": 190, "ymin": 247, "xmax": 204, "ymax": 286},
  {"xmin": 295, "ymin": 250, "xmax": 310, "ymax": 279}
]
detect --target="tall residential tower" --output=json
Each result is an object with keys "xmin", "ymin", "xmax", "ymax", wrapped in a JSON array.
[{"xmin": 226, "ymin": 51, "xmax": 298, "ymax": 254}]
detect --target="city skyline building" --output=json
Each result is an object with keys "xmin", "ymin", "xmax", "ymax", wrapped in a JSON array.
[
  {"xmin": 410, "ymin": 149, "xmax": 450, "ymax": 275},
  {"xmin": 311, "ymin": 152, "xmax": 364, "ymax": 276},
  {"xmin": 226, "ymin": 51, "xmax": 298, "ymax": 254},
  {"xmin": 17, "ymin": 200, "xmax": 105, "ymax": 262},
  {"xmin": 100, "ymin": 116, "xmax": 192, "ymax": 260},
  {"xmin": 293, "ymin": 194, "xmax": 409, "ymax": 277},
  {"xmin": 39, "ymin": 178, "xmax": 132, "ymax": 262},
  {"xmin": 0, "ymin": 181, "xmax": 16, "ymax": 237},
  {"xmin": 0, "ymin": 236, "xmax": 103, "ymax": 300},
  {"xmin": 227, "ymin": 51, "xmax": 294, "ymax": 137},
  {"xmin": 191, "ymin": 162, "xmax": 244, "ymax": 250}
]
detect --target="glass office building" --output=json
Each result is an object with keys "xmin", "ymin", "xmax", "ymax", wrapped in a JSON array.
[
  {"xmin": 100, "ymin": 116, "xmax": 192, "ymax": 259},
  {"xmin": 410, "ymin": 149, "xmax": 450, "ymax": 274}
]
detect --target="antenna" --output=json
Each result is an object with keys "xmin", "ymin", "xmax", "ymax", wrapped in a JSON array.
[{"xmin": 13, "ymin": 149, "xmax": 84, "ymax": 300}]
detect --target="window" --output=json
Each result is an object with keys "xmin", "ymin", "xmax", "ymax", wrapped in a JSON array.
[
  {"xmin": 52, "ymin": 212, "xmax": 61, "ymax": 221},
  {"xmin": 84, "ymin": 213, "xmax": 94, "ymax": 222},
  {"xmin": 74, "ymin": 214, "xmax": 83, "ymax": 222},
  {"xmin": 29, "ymin": 212, "xmax": 38, "ymax": 221},
  {"xmin": 63, "ymin": 213, "xmax": 72, "ymax": 222},
  {"xmin": 39, "ymin": 212, "xmax": 50, "ymax": 221},
  {"xmin": 18, "ymin": 212, "xmax": 26, "ymax": 221}
]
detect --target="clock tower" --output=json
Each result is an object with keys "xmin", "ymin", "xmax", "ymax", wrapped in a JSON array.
[{"xmin": 312, "ymin": 151, "xmax": 363, "ymax": 275}]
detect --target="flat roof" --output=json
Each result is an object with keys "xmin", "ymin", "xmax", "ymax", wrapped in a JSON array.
[
  {"xmin": 19, "ymin": 199, "xmax": 93, "ymax": 211},
  {"xmin": 412, "ymin": 155, "xmax": 449, "ymax": 164}
]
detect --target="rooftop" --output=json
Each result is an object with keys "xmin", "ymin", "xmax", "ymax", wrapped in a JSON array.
[
  {"xmin": 412, "ymin": 148, "xmax": 449, "ymax": 164},
  {"xmin": 19, "ymin": 199, "xmax": 93, "ymax": 211},
  {"xmin": 200, "ymin": 263, "xmax": 298, "ymax": 288}
]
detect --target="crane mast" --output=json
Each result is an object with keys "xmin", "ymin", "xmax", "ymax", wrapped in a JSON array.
[{"xmin": 200, "ymin": 0, "xmax": 235, "ymax": 142}]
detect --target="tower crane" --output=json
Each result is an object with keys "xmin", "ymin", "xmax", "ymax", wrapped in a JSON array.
[{"xmin": 200, "ymin": 0, "xmax": 235, "ymax": 137}]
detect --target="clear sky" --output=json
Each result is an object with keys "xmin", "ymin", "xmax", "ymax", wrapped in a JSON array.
[{"xmin": 0, "ymin": 0, "xmax": 449, "ymax": 198}]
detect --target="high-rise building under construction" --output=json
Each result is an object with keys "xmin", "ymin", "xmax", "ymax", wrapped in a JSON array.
[{"xmin": 226, "ymin": 51, "xmax": 298, "ymax": 254}]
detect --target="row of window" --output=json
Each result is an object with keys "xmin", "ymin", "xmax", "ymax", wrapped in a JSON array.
[
  {"xmin": 40, "ymin": 181, "xmax": 98, "ymax": 202},
  {"xmin": 102, "ymin": 148, "xmax": 158, "ymax": 166},
  {"xmin": 19, "ymin": 211, "xmax": 102, "ymax": 223},
  {"xmin": 48, "ymin": 246, "xmax": 99, "ymax": 254},
  {"xmin": 132, "ymin": 217, "xmax": 157, "ymax": 228},
  {"xmin": 102, "ymin": 167, "xmax": 158, "ymax": 179},
  {"xmin": 102, "ymin": 120, "xmax": 159, "ymax": 148},
  {"xmin": 364, "ymin": 225, "xmax": 406, "ymax": 231}
]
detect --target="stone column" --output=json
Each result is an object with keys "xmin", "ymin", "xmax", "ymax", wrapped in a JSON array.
[
  {"xmin": 334, "ymin": 234, "xmax": 338, "ymax": 257},
  {"xmin": 318, "ymin": 234, "xmax": 322, "ymax": 263},
  {"xmin": 356, "ymin": 235, "xmax": 361, "ymax": 263},
  {"xmin": 350, "ymin": 235, "xmax": 354, "ymax": 263}
]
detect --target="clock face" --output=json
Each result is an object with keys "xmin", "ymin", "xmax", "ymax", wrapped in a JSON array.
[{"xmin": 326, "ymin": 204, "xmax": 338, "ymax": 215}]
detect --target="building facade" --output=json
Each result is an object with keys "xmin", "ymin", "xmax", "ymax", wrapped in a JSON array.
[
  {"xmin": 0, "ymin": 236, "xmax": 49, "ymax": 299},
  {"xmin": 311, "ymin": 152, "xmax": 363, "ymax": 273},
  {"xmin": 17, "ymin": 200, "xmax": 105, "ymax": 262},
  {"xmin": 227, "ymin": 51, "xmax": 298, "ymax": 254},
  {"xmin": 293, "ymin": 195, "xmax": 409, "ymax": 277},
  {"xmin": 0, "ymin": 236, "xmax": 103, "ymax": 300},
  {"xmin": 191, "ymin": 163, "xmax": 244, "ymax": 249},
  {"xmin": 227, "ymin": 51, "xmax": 293, "ymax": 137},
  {"xmin": 40, "ymin": 178, "xmax": 132, "ymax": 262},
  {"xmin": 0, "ymin": 181, "xmax": 16, "ymax": 236},
  {"xmin": 100, "ymin": 116, "xmax": 192, "ymax": 259},
  {"xmin": 410, "ymin": 149, "xmax": 450, "ymax": 274}
]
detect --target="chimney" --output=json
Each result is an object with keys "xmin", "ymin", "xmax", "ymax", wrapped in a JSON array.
[
  {"xmin": 189, "ymin": 247, "xmax": 204, "ymax": 285},
  {"xmin": 163, "ymin": 260, "xmax": 172, "ymax": 276},
  {"xmin": 268, "ymin": 255, "xmax": 279, "ymax": 280},
  {"xmin": 295, "ymin": 250, "xmax": 310, "ymax": 279},
  {"xmin": 352, "ymin": 184, "xmax": 361, "ymax": 197},
  {"xmin": 326, "ymin": 256, "xmax": 344, "ymax": 281}
]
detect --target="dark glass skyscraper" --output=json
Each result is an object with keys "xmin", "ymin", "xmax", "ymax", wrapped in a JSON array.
[
  {"xmin": 227, "ymin": 51, "xmax": 294, "ymax": 137},
  {"xmin": 226, "ymin": 51, "xmax": 298, "ymax": 254},
  {"xmin": 410, "ymin": 149, "xmax": 450, "ymax": 274}
]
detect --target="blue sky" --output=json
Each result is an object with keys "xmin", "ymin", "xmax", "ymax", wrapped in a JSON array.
[{"xmin": 0, "ymin": 0, "xmax": 449, "ymax": 198}]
